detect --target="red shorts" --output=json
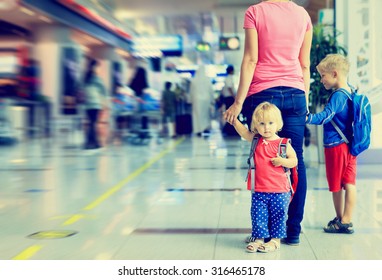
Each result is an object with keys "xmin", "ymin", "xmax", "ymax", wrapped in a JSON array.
[{"xmin": 324, "ymin": 143, "xmax": 357, "ymax": 192}]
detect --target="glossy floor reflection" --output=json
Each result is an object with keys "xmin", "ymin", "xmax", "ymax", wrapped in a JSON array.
[{"xmin": 0, "ymin": 126, "xmax": 382, "ymax": 260}]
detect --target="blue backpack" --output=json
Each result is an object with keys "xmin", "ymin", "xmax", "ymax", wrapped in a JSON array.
[{"xmin": 330, "ymin": 88, "xmax": 371, "ymax": 156}]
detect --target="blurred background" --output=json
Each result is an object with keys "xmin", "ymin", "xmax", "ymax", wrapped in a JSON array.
[{"xmin": 0, "ymin": 0, "xmax": 381, "ymax": 160}]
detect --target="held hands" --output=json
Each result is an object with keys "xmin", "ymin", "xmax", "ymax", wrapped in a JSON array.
[
  {"xmin": 223, "ymin": 103, "xmax": 242, "ymax": 125},
  {"xmin": 306, "ymin": 112, "xmax": 310, "ymax": 122},
  {"xmin": 270, "ymin": 154, "xmax": 284, "ymax": 167}
]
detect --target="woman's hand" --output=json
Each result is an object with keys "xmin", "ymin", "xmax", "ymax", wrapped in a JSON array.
[{"xmin": 223, "ymin": 102, "xmax": 243, "ymax": 125}]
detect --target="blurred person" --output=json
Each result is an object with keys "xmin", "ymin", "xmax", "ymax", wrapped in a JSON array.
[
  {"xmin": 111, "ymin": 83, "xmax": 134, "ymax": 143},
  {"xmin": 223, "ymin": 0, "xmax": 312, "ymax": 245},
  {"xmin": 221, "ymin": 65, "xmax": 239, "ymax": 137},
  {"xmin": 27, "ymin": 59, "xmax": 41, "ymax": 101},
  {"xmin": 18, "ymin": 59, "xmax": 52, "ymax": 138},
  {"xmin": 221, "ymin": 65, "xmax": 236, "ymax": 109},
  {"xmin": 18, "ymin": 58, "xmax": 41, "ymax": 100},
  {"xmin": 189, "ymin": 65, "xmax": 215, "ymax": 137},
  {"xmin": 163, "ymin": 61, "xmax": 181, "ymax": 91},
  {"xmin": 83, "ymin": 59, "xmax": 108, "ymax": 151},
  {"xmin": 62, "ymin": 52, "xmax": 81, "ymax": 115},
  {"xmin": 161, "ymin": 81, "xmax": 177, "ymax": 138},
  {"xmin": 129, "ymin": 66, "xmax": 149, "ymax": 130},
  {"xmin": 175, "ymin": 78, "xmax": 193, "ymax": 135}
]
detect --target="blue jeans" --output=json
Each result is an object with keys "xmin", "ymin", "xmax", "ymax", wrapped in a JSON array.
[{"xmin": 243, "ymin": 86, "xmax": 307, "ymax": 241}]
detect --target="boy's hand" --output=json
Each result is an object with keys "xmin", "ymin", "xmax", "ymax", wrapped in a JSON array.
[{"xmin": 271, "ymin": 154, "xmax": 284, "ymax": 167}]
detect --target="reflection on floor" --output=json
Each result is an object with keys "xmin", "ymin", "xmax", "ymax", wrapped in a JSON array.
[{"xmin": 0, "ymin": 125, "xmax": 382, "ymax": 260}]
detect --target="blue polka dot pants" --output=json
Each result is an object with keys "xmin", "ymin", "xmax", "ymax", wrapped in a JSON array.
[{"xmin": 250, "ymin": 192, "xmax": 290, "ymax": 239}]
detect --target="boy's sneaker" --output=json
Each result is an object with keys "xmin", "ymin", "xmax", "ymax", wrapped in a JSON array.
[{"xmin": 281, "ymin": 237, "xmax": 300, "ymax": 246}]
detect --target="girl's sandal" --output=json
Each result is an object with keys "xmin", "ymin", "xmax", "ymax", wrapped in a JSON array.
[
  {"xmin": 245, "ymin": 236, "xmax": 257, "ymax": 243},
  {"xmin": 257, "ymin": 240, "xmax": 280, "ymax": 253},
  {"xmin": 246, "ymin": 241, "xmax": 264, "ymax": 253}
]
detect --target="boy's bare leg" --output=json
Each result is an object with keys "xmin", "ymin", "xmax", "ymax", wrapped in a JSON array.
[
  {"xmin": 342, "ymin": 184, "xmax": 356, "ymax": 224},
  {"xmin": 332, "ymin": 190, "xmax": 344, "ymax": 220}
]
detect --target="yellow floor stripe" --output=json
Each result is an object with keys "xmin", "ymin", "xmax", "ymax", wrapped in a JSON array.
[
  {"xmin": 12, "ymin": 245, "xmax": 43, "ymax": 260},
  {"xmin": 50, "ymin": 214, "xmax": 95, "ymax": 221},
  {"xmin": 84, "ymin": 138, "xmax": 184, "ymax": 211},
  {"xmin": 13, "ymin": 138, "xmax": 184, "ymax": 260},
  {"xmin": 61, "ymin": 214, "xmax": 85, "ymax": 226}
]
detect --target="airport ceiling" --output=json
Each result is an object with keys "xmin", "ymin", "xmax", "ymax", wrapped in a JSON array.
[
  {"xmin": 0, "ymin": 0, "xmax": 332, "ymax": 44},
  {"xmin": 113, "ymin": 0, "xmax": 332, "ymax": 35},
  {"xmin": 112, "ymin": 0, "xmax": 313, "ymax": 17}
]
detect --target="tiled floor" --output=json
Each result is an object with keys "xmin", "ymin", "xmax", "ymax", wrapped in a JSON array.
[{"xmin": 1, "ymin": 123, "xmax": 382, "ymax": 260}]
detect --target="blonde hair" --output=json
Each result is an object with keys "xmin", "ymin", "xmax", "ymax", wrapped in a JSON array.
[
  {"xmin": 316, "ymin": 54, "xmax": 350, "ymax": 76},
  {"xmin": 250, "ymin": 102, "xmax": 283, "ymax": 133}
]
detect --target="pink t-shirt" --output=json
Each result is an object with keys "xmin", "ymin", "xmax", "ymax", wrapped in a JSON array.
[
  {"xmin": 243, "ymin": 1, "xmax": 312, "ymax": 95},
  {"xmin": 254, "ymin": 138, "xmax": 290, "ymax": 193}
]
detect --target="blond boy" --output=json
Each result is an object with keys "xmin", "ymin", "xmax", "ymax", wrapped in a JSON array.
[{"xmin": 306, "ymin": 54, "xmax": 356, "ymax": 234}]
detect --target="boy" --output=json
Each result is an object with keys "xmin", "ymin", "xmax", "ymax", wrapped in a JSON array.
[{"xmin": 306, "ymin": 54, "xmax": 356, "ymax": 234}]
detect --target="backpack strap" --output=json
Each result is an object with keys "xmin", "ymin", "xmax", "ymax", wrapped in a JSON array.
[
  {"xmin": 246, "ymin": 135, "xmax": 260, "ymax": 192},
  {"xmin": 329, "ymin": 88, "xmax": 352, "ymax": 144},
  {"xmin": 335, "ymin": 87, "xmax": 353, "ymax": 100},
  {"xmin": 278, "ymin": 138, "xmax": 290, "ymax": 171},
  {"xmin": 330, "ymin": 120, "xmax": 349, "ymax": 143},
  {"xmin": 278, "ymin": 138, "xmax": 294, "ymax": 193}
]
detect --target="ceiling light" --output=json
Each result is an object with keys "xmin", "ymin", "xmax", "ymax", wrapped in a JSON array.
[
  {"xmin": 20, "ymin": 6, "xmax": 35, "ymax": 16},
  {"xmin": 38, "ymin": 16, "xmax": 52, "ymax": 23},
  {"xmin": 115, "ymin": 49, "xmax": 130, "ymax": 58},
  {"xmin": 0, "ymin": 0, "xmax": 17, "ymax": 10}
]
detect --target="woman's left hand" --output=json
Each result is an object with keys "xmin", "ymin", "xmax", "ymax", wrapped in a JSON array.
[{"xmin": 223, "ymin": 102, "xmax": 242, "ymax": 125}]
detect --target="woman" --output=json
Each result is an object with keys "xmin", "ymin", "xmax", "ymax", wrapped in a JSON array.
[
  {"xmin": 224, "ymin": 0, "xmax": 313, "ymax": 246},
  {"xmin": 83, "ymin": 59, "xmax": 107, "ymax": 150}
]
